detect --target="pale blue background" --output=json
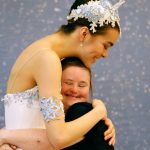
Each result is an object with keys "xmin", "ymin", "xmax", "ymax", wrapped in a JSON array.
[{"xmin": 0, "ymin": 0, "xmax": 150, "ymax": 150}]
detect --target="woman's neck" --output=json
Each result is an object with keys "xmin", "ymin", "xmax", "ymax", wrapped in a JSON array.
[{"xmin": 46, "ymin": 32, "xmax": 80, "ymax": 59}]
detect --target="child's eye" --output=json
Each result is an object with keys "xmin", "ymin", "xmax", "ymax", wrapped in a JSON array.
[
  {"xmin": 65, "ymin": 81, "xmax": 73, "ymax": 85},
  {"xmin": 79, "ymin": 83, "xmax": 87, "ymax": 87}
]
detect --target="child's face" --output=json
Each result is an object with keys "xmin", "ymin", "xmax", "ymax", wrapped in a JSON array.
[{"xmin": 61, "ymin": 66, "xmax": 90, "ymax": 110}]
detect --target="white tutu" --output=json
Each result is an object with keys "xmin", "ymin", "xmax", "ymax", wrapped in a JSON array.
[{"xmin": 1, "ymin": 86, "xmax": 45, "ymax": 149}]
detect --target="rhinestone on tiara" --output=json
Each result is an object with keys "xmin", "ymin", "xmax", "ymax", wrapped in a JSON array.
[{"xmin": 67, "ymin": 0, "xmax": 125, "ymax": 33}]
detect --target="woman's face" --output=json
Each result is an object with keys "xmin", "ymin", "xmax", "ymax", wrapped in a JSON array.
[
  {"xmin": 61, "ymin": 66, "xmax": 90, "ymax": 111},
  {"xmin": 80, "ymin": 28, "xmax": 119, "ymax": 68}
]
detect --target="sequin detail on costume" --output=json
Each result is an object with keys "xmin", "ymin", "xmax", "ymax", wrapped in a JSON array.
[
  {"xmin": 1, "ymin": 86, "xmax": 39, "ymax": 108},
  {"xmin": 40, "ymin": 97, "xmax": 64, "ymax": 122}
]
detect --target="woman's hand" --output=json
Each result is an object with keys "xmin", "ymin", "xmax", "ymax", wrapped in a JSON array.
[
  {"xmin": 104, "ymin": 118, "xmax": 116, "ymax": 146},
  {"xmin": 0, "ymin": 144, "xmax": 14, "ymax": 150},
  {"xmin": 92, "ymin": 99, "xmax": 107, "ymax": 119}
]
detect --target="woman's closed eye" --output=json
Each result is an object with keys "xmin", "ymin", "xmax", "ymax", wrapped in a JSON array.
[{"xmin": 104, "ymin": 42, "xmax": 114, "ymax": 50}]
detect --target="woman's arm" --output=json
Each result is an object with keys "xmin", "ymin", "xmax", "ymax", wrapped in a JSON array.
[
  {"xmin": 32, "ymin": 52, "xmax": 107, "ymax": 149},
  {"xmin": 44, "ymin": 99, "xmax": 107, "ymax": 149},
  {"xmin": 0, "ymin": 117, "xmax": 115, "ymax": 150},
  {"xmin": 0, "ymin": 129, "xmax": 55, "ymax": 150},
  {"xmin": 63, "ymin": 102, "xmax": 115, "ymax": 150},
  {"xmin": 0, "ymin": 101, "xmax": 106, "ymax": 150},
  {"xmin": 0, "ymin": 128, "xmax": 84, "ymax": 150}
]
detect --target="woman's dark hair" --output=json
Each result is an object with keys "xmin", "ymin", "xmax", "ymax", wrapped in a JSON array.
[
  {"xmin": 58, "ymin": 0, "xmax": 120, "ymax": 35},
  {"xmin": 61, "ymin": 57, "xmax": 93, "ymax": 98}
]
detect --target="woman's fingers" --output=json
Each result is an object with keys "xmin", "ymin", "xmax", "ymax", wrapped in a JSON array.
[
  {"xmin": 105, "ymin": 129, "xmax": 114, "ymax": 139},
  {"xmin": 104, "ymin": 118, "xmax": 116, "ymax": 146},
  {"xmin": 0, "ymin": 144, "xmax": 14, "ymax": 150},
  {"xmin": 104, "ymin": 118, "xmax": 114, "ymax": 136},
  {"xmin": 108, "ymin": 134, "xmax": 115, "ymax": 146},
  {"xmin": 104, "ymin": 126, "xmax": 115, "ymax": 138},
  {"xmin": 10, "ymin": 145, "xmax": 17, "ymax": 150}
]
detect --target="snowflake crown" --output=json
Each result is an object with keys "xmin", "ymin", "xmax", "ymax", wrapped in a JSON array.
[{"xmin": 67, "ymin": 0, "xmax": 125, "ymax": 33}]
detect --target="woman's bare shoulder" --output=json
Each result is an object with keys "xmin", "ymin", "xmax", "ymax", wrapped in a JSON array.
[
  {"xmin": 33, "ymin": 49, "xmax": 60, "ymax": 67},
  {"xmin": 31, "ymin": 49, "xmax": 62, "ymax": 98}
]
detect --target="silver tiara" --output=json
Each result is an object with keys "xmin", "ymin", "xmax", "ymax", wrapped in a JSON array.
[{"xmin": 67, "ymin": 0, "xmax": 125, "ymax": 33}]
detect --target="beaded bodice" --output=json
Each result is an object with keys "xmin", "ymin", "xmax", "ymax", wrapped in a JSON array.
[
  {"xmin": 1, "ymin": 86, "xmax": 45, "ymax": 129},
  {"xmin": 2, "ymin": 86, "xmax": 39, "ymax": 107}
]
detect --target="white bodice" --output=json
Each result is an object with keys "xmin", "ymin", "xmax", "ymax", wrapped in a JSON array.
[{"xmin": 1, "ymin": 86, "xmax": 45, "ymax": 129}]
